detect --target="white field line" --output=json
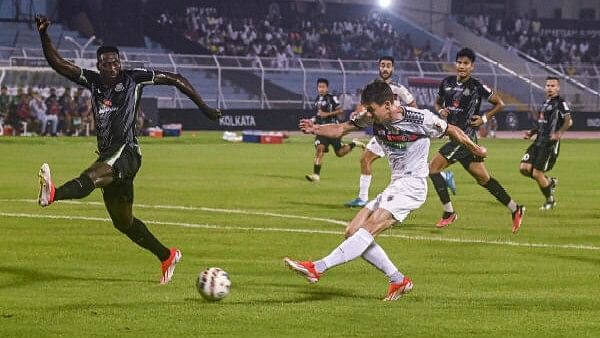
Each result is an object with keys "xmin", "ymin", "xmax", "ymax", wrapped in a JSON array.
[
  {"xmin": 0, "ymin": 199, "xmax": 348, "ymax": 226},
  {"xmin": 0, "ymin": 211, "xmax": 599, "ymax": 251}
]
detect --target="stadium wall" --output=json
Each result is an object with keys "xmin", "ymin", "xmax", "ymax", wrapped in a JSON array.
[{"xmin": 159, "ymin": 109, "xmax": 600, "ymax": 132}]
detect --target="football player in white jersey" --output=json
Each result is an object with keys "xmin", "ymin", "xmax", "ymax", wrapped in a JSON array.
[
  {"xmin": 345, "ymin": 56, "xmax": 455, "ymax": 207},
  {"xmin": 285, "ymin": 81, "xmax": 486, "ymax": 301}
]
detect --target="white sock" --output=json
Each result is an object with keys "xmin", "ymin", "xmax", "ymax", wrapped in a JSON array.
[
  {"xmin": 358, "ymin": 174, "xmax": 372, "ymax": 201},
  {"xmin": 315, "ymin": 228, "xmax": 374, "ymax": 273},
  {"xmin": 507, "ymin": 200, "xmax": 518, "ymax": 212},
  {"xmin": 443, "ymin": 202, "xmax": 454, "ymax": 213},
  {"xmin": 362, "ymin": 242, "xmax": 403, "ymax": 282}
]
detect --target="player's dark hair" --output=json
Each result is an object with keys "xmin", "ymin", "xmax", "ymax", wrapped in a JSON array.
[
  {"xmin": 361, "ymin": 81, "xmax": 393, "ymax": 106},
  {"xmin": 96, "ymin": 46, "xmax": 120, "ymax": 60},
  {"xmin": 456, "ymin": 48, "xmax": 476, "ymax": 63},
  {"xmin": 317, "ymin": 78, "xmax": 329, "ymax": 87},
  {"xmin": 546, "ymin": 76, "xmax": 560, "ymax": 82},
  {"xmin": 378, "ymin": 56, "xmax": 394, "ymax": 65}
]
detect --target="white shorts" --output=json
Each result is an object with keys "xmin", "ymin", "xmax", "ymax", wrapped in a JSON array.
[
  {"xmin": 366, "ymin": 136, "xmax": 385, "ymax": 158},
  {"xmin": 365, "ymin": 177, "xmax": 427, "ymax": 222}
]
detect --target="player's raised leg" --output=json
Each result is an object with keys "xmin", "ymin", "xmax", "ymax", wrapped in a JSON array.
[{"xmin": 38, "ymin": 161, "xmax": 110, "ymax": 207}]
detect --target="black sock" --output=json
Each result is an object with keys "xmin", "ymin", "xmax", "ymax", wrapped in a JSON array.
[
  {"xmin": 429, "ymin": 173, "xmax": 451, "ymax": 204},
  {"xmin": 314, "ymin": 164, "xmax": 321, "ymax": 175},
  {"xmin": 482, "ymin": 177, "xmax": 512, "ymax": 206},
  {"xmin": 54, "ymin": 174, "xmax": 95, "ymax": 201},
  {"xmin": 540, "ymin": 183, "xmax": 554, "ymax": 202},
  {"xmin": 121, "ymin": 218, "xmax": 170, "ymax": 261}
]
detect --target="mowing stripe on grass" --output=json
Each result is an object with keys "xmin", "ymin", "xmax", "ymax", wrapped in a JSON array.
[
  {"xmin": 0, "ymin": 199, "xmax": 348, "ymax": 226},
  {"xmin": 1, "ymin": 211, "xmax": 599, "ymax": 251}
]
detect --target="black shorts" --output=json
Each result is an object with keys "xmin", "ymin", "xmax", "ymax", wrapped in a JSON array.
[
  {"xmin": 98, "ymin": 144, "xmax": 142, "ymax": 203},
  {"xmin": 521, "ymin": 141, "xmax": 560, "ymax": 172},
  {"xmin": 314, "ymin": 135, "xmax": 343, "ymax": 153},
  {"xmin": 439, "ymin": 141, "xmax": 484, "ymax": 168}
]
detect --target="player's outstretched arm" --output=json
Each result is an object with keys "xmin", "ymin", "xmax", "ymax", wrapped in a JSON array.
[
  {"xmin": 36, "ymin": 15, "xmax": 80, "ymax": 80},
  {"xmin": 446, "ymin": 124, "xmax": 487, "ymax": 158},
  {"xmin": 299, "ymin": 119, "xmax": 358, "ymax": 138},
  {"xmin": 153, "ymin": 71, "xmax": 221, "ymax": 120}
]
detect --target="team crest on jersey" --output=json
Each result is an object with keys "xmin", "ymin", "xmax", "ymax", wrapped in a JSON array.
[
  {"xmin": 463, "ymin": 88, "xmax": 470, "ymax": 96},
  {"xmin": 115, "ymin": 83, "xmax": 124, "ymax": 92}
]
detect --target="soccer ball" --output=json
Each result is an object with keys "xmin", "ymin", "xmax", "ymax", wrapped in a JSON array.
[{"xmin": 197, "ymin": 267, "xmax": 231, "ymax": 301}]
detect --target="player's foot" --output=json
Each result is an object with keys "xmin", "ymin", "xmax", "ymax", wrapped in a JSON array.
[
  {"xmin": 305, "ymin": 174, "xmax": 320, "ymax": 182},
  {"xmin": 383, "ymin": 276, "xmax": 413, "ymax": 301},
  {"xmin": 351, "ymin": 138, "xmax": 366, "ymax": 150},
  {"xmin": 38, "ymin": 163, "xmax": 55, "ymax": 207},
  {"xmin": 160, "ymin": 248, "xmax": 182, "ymax": 285},
  {"xmin": 511, "ymin": 205, "xmax": 525, "ymax": 234},
  {"xmin": 344, "ymin": 197, "xmax": 368, "ymax": 208},
  {"xmin": 435, "ymin": 212, "xmax": 458, "ymax": 228},
  {"xmin": 443, "ymin": 171, "xmax": 457, "ymax": 195},
  {"xmin": 283, "ymin": 257, "xmax": 320, "ymax": 283},
  {"xmin": 540, "ymin": 200, "xmax": 556, "ymax": 210}
]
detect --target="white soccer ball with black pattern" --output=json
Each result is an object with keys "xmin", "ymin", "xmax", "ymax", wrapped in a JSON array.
[{"xmin": 197, "ymin": 267, "xmax": 231, "ymax": 301}]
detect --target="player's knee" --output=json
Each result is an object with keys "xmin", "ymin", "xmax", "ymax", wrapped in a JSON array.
[
  {"xmin": 476, "ymin": 176, "xmax": 490, "ymax": 186},
  {"xmin": 111, "ymin": 216, "xmax": 133, "ymax": 233},
  {"xmin": 519, "ymin": 167, "xmax": 531, "ymax": 177}
]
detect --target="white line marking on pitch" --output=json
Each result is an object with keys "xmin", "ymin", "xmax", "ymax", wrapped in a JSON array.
[
  {"xmin": 0, "ymin": 199, "xmax": 348, "ymax": 226},
  {"xmin": 1, "ymin": 211, "xmax": 598, "ymax": 251}
]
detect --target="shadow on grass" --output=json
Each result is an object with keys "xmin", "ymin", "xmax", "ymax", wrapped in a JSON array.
[{"xmin": 0, "ymin": 265, "xmax": 151, "ymax": 289}]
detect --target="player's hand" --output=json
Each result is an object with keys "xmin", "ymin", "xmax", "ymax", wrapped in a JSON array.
[
  {"xmin": 299, "ymin": 119, "xmax": 316, "ymax": 134},
  {"xmin": 437, "ymin": 108, "xmax": 450, "ymax": 118},
  {"xmin": 35, "ymin": 15, "xmax": 50, "ymax": 34},
  {"xmin": 317, "ymin": 110, "xmax": 327, "ymax": 117},
  {"xmin": 470, "ymin": 115, "xmax": 484, "ymax": 127},
  {"xmin": 203, "ymin": 108, "xmax": 222, "ymax": 121},
  {"xmin": 472, "ymin": 145, "xmax": 488, "ymax": 158},
  {"xmin": 550, "ymin": 132, "xmax": 561, "ymax": 141},
  {"xmin": 523, "ymin": 131, "xmax": 532, "ymax": 139}
]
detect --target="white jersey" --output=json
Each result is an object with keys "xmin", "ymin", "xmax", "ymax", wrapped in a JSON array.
[
  {"xmin": 352, "ymin": 107, "xmax": 447, "ymax": 179},
  {"xmin": 389, "ymin": 81, "xmax": 415, "ymax": 106}
]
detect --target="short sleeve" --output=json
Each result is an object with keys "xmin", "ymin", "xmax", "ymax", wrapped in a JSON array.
[
  {"xmin": 331, "ymin": 95, "xmax": 341, "ymax": 109},
  {"xmin": 72, "ymin": 68, "xmax": 101, "ymax": 89},
  {"xmin": 559, "ymin": 100, "xmax": 571, "ymax": 117},
  {"xmin": 396, "ymin": 85, "xmax": 415, "ymax": 105},
  {"xmin": 128, "ymin": 68, "xmax": 155, "ymax": 84},
  {"xmin": 478, "ymin": 81, "xmax": 494, "ymax": 101},
  {"xmin": 423, "ymin": 109, "xmax": 448, "ymax": 138},
  {"xmin": 350, "ymin": 111, "xmax": 373, "ymax": 129}
]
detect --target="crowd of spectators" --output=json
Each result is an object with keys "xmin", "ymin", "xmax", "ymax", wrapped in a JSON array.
[
  {"xmin": 0, "ymin": 86, "xmax": 94, "ymax": 136},
  {"xmin": 459, "ymin": 15, "xmax": 600, "ymax": 67},
  {"xmin": 158, "ymin": 5, "xmax": 442, "ymax": 63}
]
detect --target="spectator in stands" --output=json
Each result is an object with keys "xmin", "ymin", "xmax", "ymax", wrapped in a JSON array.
[
  {"xmin": 44, "ymin": 95, "xmax": 60, "ymax": 136},
  {"xmin": 58, "ymin": 87, "xmax": 73, "ymax": 135},
  {"xmin": 29, "ymin": 91, "xmax": 47, "ymax": 135},
  {"xmin": 0, "ymin": 85, "xmax": 12, "ymax": 129},
  {"xmin": 15, "ymin": 91, "xmax": 32, "ymax": 135}
]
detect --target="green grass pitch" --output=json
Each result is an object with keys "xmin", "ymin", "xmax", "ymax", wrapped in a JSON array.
[{"xmin": 1, "ymin": 134, "xmax": 599, "ymax": 337}]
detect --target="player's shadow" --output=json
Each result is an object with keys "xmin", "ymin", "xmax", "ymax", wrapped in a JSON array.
[
  {"xmin": 283, "ymin": 200, "xmax": 351, "ymax": 211},
  {"xmin": 188, "ymin": 282, "xmax": 375, "ymax": 304},
  {"xmin": 537, "ymin": 253, "xmax": 600, "ymax": 267},
  {"xmin": 260, "ymin": 173, "xmax": 305, "ymax": 181},
  {"xmin": 0, "ymin": 265, "xmax": 151, "ymax": 289}
]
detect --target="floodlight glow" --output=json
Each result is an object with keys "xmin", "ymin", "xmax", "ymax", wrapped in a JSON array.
[{"xmin": 378, "ymin": 0, "xmax": 392, "ymax": 8}]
